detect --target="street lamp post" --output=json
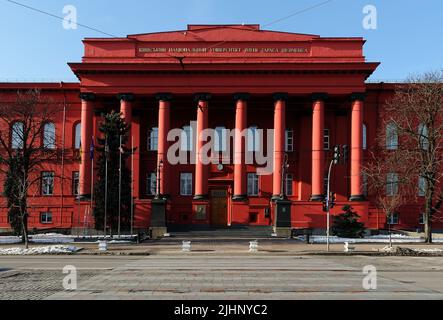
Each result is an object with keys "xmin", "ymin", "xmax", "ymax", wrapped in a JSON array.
[{"xmin": 155, "ymin": 159, "xmax": 163, "ymax": 200}]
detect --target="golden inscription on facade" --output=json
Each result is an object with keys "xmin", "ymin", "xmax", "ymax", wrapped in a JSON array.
[{"xmin": 139, "ymin": 47, "xmax": 309, "ymax": 54}]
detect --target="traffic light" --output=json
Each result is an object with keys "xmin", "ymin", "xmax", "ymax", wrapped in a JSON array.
[
  {"xmin": 322, "ymin": 198, "xmax": 328, "ymax": 212},
  {"xmin": 333, "ymin": 145, "xmax": 341, "ymax": 165},
  {"xmin": 342, "ymin": 145, "xmax": 349, "ymax": 164},
  {"xmin": 330, "ymin": 192, "xmax": 337, "ymax": 209}
]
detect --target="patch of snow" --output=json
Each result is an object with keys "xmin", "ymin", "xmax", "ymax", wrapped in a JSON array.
[
  {"xmin": 298, "ymin": 235, "xmax": 443, "ymax": 244},
  {"xmin": 30, "ymin": 234, "xmax": 74, "ymax": 244},
  {"xmin": 0, "ymin": 236, "xmax": 21, "ymax": 244},
  {"xmin": 412, "ymin": 248, "xmax": 443, "ymax": 253},
  {"xmin": 0, "ymin": 245, "xmax": 81, "ymax": 255}
]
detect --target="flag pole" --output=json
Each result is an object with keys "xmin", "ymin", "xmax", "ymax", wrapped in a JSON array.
[
  {"xmin": 118, "ymin": 135, "xmax": 122, "ymax": 239},
  {"xmin": 130, "ymin": 135, "xmax": 134, "ymax": 237},
  {"xmin": 104, "ymin": 135, "xmax": 108, "ymax": 238}
]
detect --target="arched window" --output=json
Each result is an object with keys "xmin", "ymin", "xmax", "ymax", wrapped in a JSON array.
[
  {"xmin": 11, "ymin": 122, "xmax": 24, "ymax": 150},
  {"xmin": 418, "ymin": 123, "xmax": 429, "ymax": 150},
  {"xmin": 43, "ymin": 122, "xmax": 56, "ymax": 149},
  {"xmin": 148, "ymin": 127, "xmax": 158, "ymax": 151},
  {"xmin": 214, "ymin": 126, "xmax": 227, "ymax": 152},
  {"xmin": 363, "ymin": 124, "xmax": 367, "ymax": 150},
  {"xmin": 74, "ymin": 123, "xmax": 81, "ymax": 150},
  {"xmin": 386, "ymin": 122, "xmax": 398, "ymax": 150}
]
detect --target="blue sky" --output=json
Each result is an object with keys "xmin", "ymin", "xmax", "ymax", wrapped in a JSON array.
[{"xmin": 0, "ymin": 0, "xmax": 441, "ymax": 82}]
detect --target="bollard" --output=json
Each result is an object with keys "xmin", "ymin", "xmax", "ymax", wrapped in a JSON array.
[
  {"xmin": 249, "ymin": 240, "xmax": 259, "ymax": 253},
  {"xmin": 182, "ymin": 241, "xmax": 191, "ymax": 252},
  {"xmin": 98, "ymin": 241, "xmax": 108, "ymax": 252}
]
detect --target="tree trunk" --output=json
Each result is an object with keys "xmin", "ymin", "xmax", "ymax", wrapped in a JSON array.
[
  {"xmin": 21, "ymin": 214, "xmax": 29, "ymax": 249},
  {"xmin": 424, "ymin": 192, "xmax": 433, "ymax": 244}
]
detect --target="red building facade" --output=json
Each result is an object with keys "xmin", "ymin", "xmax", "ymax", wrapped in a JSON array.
[{"xmin": 0, "ymin": 25, "xmax": 440, "ymax": 233}]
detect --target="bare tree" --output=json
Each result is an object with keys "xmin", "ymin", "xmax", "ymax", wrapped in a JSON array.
[
  {"xmin": 363, "ymin": 148, "xmax": 415, "ymax": 247},
  {"xmin": 381, "ymin": 71, "xmax": 443, "ymax": 243},
  {"xmin": 0, "ymin": 90, "xmax": 60, "ymax": 248}
]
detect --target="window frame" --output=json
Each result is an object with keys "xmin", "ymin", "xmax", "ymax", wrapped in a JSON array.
[
  {"xmin": 285, "ymin": 173, "xmax": 294, "ymax": 196},
  {"xmin": 247, "ymin": 126, "xmax": 260, "ymax": 152},
  {"xmin": 285, "ymin": 129, "xmax": 294, "ymax": 152},
  {"xmin": 43, "ymin": 122, "xmax": 56, "ymax": 150},
  {"xmin": 386, "ymin": 172, "xmax": 399, "ymax": 197},
  {"xmin": 388, "ymin": 212, "xmax": 399, "ymax": 225},
  {"xmin": 40, "ymin": 212, "xmax": 53, "ymax": 224},
  {"xmin": 247, "ymin": 173, "xmax": 259, "ymax": 197},
  {"xmin": 146, "ymin": 172, "xmax": 157, "ymax": 196},
  {"xmin": 386, "ymin": 122, "xmax": 398, "ymax": 150},
  {"xmin": 180, "ymin": 172, "xmax": 193, "ymax": 196},
  {"xmin": 148, "ymin": 127, "xmax": 159, "ymax": 151},
  {"xmin": 72, "ymin": 171, "xmax": 79, "ymax": 196},
  {"xmin": 74, "ymin": 122, "xmax": 81, "ymax": 150},
  {"xmin": 323, "ymin": 129, "xmax": 330, "ymax": 151},
  {"xmin": 41, "ymin": 171, "xmax": 55, "ymax": 196},
  {"xmin": 11, "ymin": 122, "xmax": 24, "ymax": 150},
  {"xmin": 363, "ymin": 124, "xmax": 367, "ymax": 150}
]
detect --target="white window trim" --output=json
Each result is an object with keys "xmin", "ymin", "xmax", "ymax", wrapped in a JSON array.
[
  {"xmin": 247, "ymin": 173, "xmax": 259, "ymax": 196},
  {"xmin": 148, "ymin": 127, "xmax": 159, "ymax": 151},
  {"xmin": 147, "ymin": 172, "xmax": 157, "ymax": 196},
  {"xmin": 40, "ymin": 212, "xmax": 53, "ymax": 224},
  {"xmin": 43, "ymin": 122, "xmax": 56, "ymax": 150},
  {"xmin": 180, "ymin": 173, "xmax": 193, "ymax": 196},
  {"xmin": 285, "ymin": 129, "xmax": 294, "ymax": 152},
  {"xmin": 286, "ymin": 173, "xmax": 294, "ymax": 196},
  {"xmin": 324, "ymin": 129, "xmax": 330, "ymax": 151}
]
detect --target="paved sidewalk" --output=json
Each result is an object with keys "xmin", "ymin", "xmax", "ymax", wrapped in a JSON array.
[{"xmin": 46, "ymin": 255, "xmax": 443, "ymax": 300}]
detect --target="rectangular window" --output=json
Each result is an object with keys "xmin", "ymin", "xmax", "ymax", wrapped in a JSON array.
[
  {"xmin": 72, "ymin": 172, "xmax": 79, "ymax": 196},
  {"xmin": 388, "ymin": 212, "xmax": 399, "ymax": 225},
  {"xmin": 148, "ymin": 127, "xmax": 158, "ymax": 151},
  {"xmin": 40, "ymin": 212, "xmax": 53, "ymax": 224},
  {"xmin": 214, "ymin": 127, "xmax": 227, "ymax": 152},
  {"xmin": 181, "ymin": 126, "xmax": 193, "ymax": 152},
  {"xmin": 285, "ymin": 129, "xmax": 294, "ymax": 152},
  {"xmin": 419, "ymin": 213, "xmax": 425, "ymax": 225},
  {"xmin": 41, "ymin": 172, "xmax": 55, "ymax": 196},
  {"xmin": 180, "ymin": 173, "xmax": 193, "ymax": 196},
  {"xmin": 418, "ymin": 176, "xmax": 426, "ymax": 197},
  {"xmin": 324, "ymin": 129, "xmax": 330, "ymax": 150},
  {"xmin": 286, "ymin": 174, "xmax": 294, "ymax": 196},
  {"xmin": 12, "ymin": 122, "xmax": 24, "ymax": 150},
  {"xmin": 386, "ymin": 173, "xmax": 399, "ymax": 197},
  {"xmin": 146, "ymin": 172, "xmax": 157, "ymax": 196},
  {"xmin": 247, "ymin": 126, "xmax": 260, "ymax": 152},
  {"xmin": 247, "ymin": 173, "xmax": 259, "ymax": 196}
]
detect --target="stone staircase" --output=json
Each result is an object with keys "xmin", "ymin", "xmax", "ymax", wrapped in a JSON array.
[{"xmin": 166, "ymin": 225, "xmax": 275, "ymax": 240}]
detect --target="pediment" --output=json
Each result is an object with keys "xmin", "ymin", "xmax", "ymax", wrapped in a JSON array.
[{"xmin": 127, "ymin": 24, "xmax": 320, "ymax": 43}]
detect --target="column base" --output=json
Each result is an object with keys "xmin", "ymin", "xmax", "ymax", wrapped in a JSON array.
[
  {"xmin": 310, "ymin": 194, "xmax": 324, "ymax": 202},
  {"xmin": 350, "ymin": 195, "xmax": 366, "ymax": 202},
  {"xmin": 77, "ymin": 194, "xmax": 91, "ymax": 201},
  {"xmin": 271, "ymin": 195, "xmax": 284, "ymax": 202},
  {"xmin": 193, "ymin": 194, "xmax": 208, "ymax": 201},
  {"xmin": 273, "ymin": 227, "xmax": 292, "ymax": 239},
  {"xmin": 232, "ymin": 195, "xmax": 248, "ymax": 202},
  {"xmin": 149, "ymin": 227, "xmax": 168, "ymax": 240}
]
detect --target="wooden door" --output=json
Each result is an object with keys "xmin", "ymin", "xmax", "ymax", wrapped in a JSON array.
[{"xmin": 210, "ymin": 189, "xmax": 228, "ymax": 226}]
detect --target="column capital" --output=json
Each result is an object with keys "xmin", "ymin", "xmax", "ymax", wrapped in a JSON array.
[
  {"xmin": 233, "ymin": 92, "xmax": 250, "ymax": 102},
  {"xmin": 194, "ymin": 93, "xmax": 212, "ymax": 102},
  {"xmin": 155, "ymin": 93, "xmax": 173, "ymax": 102},
  {"xmin": 273, "ymin": 92, "xmax": 289, "ymax": 102},
  {"xmin": 79, "ymin": 92, "xmax": 96, "ymax": 102},
  {"xmin": 311, "ymin": 92, "xmax": 329, "ymax": 102},
  {"xmin": 118, "ymin": 93, "xmax": 135, "ymax": 102},
  {"xmin": 350, "ymin": 92, "xmax": 366, "ymax": 102}
]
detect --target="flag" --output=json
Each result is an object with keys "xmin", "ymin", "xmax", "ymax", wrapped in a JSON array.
[{"xmin": 90, "ymin": 137, "xmax": 95, "ymax": 160}]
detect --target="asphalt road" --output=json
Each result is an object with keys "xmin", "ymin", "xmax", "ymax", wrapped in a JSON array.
[{"xmin": 1, "ymin": 255, "xmax": 443, "ymax": 300}]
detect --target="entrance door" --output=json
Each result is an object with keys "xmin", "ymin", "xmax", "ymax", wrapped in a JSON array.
[{"xmin": 210, "ymin": 189, "xmax": 228, "ymax": 226}]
